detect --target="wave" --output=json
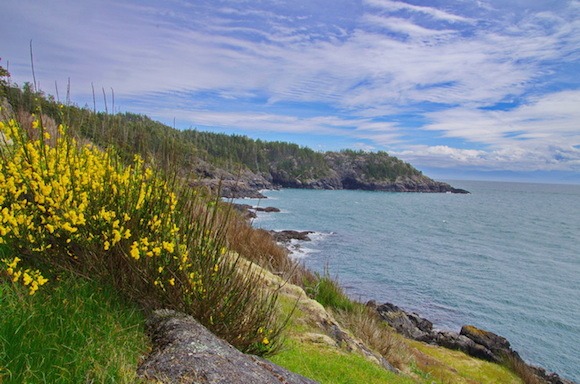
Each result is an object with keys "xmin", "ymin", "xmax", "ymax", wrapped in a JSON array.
[{"xmin": 284, "ymin": 231, "xmax": 334, "ymax": 260}]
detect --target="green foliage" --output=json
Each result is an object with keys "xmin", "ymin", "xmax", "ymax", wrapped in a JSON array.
[
  {"xmin": 0, "ymin": 62, "xmax": 9, "ymax": 89},
  {"xmin": 304, "ymin": 274, "xmax": 356, "ymax": 312},
  {"xmin": 0, "ymin": 269, "xmax": 147, "ymax": 383},
  {"xmin": 409, "ymin": 340, "xmax": 523, "ymax": 384},
  {"xmin": 338, "ymin": 149, "xmax": 423, "ymax": 181},
  {"xmin": 180, "ymin": 129, "xmax": 332, "ymax": 179}
]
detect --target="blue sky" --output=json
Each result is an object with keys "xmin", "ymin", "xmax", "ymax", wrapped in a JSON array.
[{"xmin": 1, "ymin": 0, "xmax": 579, "ymax": 183}]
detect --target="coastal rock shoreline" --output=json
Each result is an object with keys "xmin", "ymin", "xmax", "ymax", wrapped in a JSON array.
[
  {"xmin": 369, "ymin": 301, "xmax": 575, "ymax": 384},
  {"xmin": 266, "ymin": 226, "xmax": 574, "ymax": 384},
  {"xmin": 230, "ymin": 199, "xmax": 575, "ymax": 384},
  {"xmin": 196, "ymin": 159, "xmax": 469, "ymax": 198},
  {"xmin": 218, "ymin": 178, "xmax": 470, "ymax": 198}
]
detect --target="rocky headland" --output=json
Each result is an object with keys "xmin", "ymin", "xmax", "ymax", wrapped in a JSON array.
[{"xmin": 195, "ymin": 151, "xmax": 469, "ymax": 198}]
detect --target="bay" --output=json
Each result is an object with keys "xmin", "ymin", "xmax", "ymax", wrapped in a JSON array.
[{"xmin": 237, "ymin": 180, "xmax": 580, "ymax": 382}]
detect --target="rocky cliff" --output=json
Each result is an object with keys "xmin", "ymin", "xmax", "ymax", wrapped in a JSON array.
[{"xmin": 198, "ymin": 150, "xmax": 468, "ymax": 198}]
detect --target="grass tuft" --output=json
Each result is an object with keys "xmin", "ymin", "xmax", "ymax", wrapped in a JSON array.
[
  {"xmin": 334, "ymin": 304, "xmax": 412, "ymax": 370},
  {"xmin": 303, "ymin": 273, "xmax": 356, "ymax": 312}
]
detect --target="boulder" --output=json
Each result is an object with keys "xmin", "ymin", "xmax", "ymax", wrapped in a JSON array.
[
  {"xmin": 372, "ymin": 303, "xmax": 575, "ymax": 384},
  {"xmin": 428, "ymin": 331, "xmax": 499, "ymax": 362},
  {"xmin": 460, "ymin": 325, "xmax": 511, "ymax": 356},
  {"xmin": 255, "ymin": 206, "xmax": 281, "ymax": 213},
  {"xmin": 376, "ymin": 303, "xmax": 431, "ymax": 341},
  {"xmin": 137, "ymin": 310, "xmax": 318, "ymax": 384},
  {"xmin": 270, "ymin": 230, "xmax": 313, "ymax": 243}
]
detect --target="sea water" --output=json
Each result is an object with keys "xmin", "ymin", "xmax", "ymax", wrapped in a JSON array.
[{"xmin": 236, "ymin": 180, "xmax": 580, "ymax": 381}]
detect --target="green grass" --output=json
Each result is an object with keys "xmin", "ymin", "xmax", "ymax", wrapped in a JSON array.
[
  {"xmin": 0, "ymin": 273, "xmax": 148, "ymax": 383},
  {"xmin": 408, "ymin": 340, "xmax": 523, "ymax": 384},
  {"xmin": 305, "ymin": 274, "xmax": 355, "ymax": 312},
  {"xmin": 269, "ymin": 339, "xmax": 415, "ymax": 384}
]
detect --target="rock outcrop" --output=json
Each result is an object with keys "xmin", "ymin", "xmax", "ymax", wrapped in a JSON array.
[
  {"xmin": 229, "ymin": 204, "xmax": 280, "ymax": 220},
  {"xmin": 270, "ymin": 230, "xmax": 313, "ymax": 243},
  {"xmin": 194, "ymin": 149, "xmax": 469, "ymax": 198},
  {"xmin": 372, "ymin": 302, "xmax": 575, "ymax": 384},
  {"xmin": 255, "ymin": 206, "xmax": 281, "ymax": 213},
  {"xmin": 137, "ymin": 309, "xmax": 318, "ymax": 384}
]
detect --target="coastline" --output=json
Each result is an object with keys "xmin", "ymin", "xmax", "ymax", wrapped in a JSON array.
[{"xmin": 232, "ymin": 195, "xmax": 577, "ymax": 384}]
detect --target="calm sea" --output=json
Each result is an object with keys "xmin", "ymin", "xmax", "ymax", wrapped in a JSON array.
[{"xmin": 236, "ymin": 180, "xmax": 580, "ymax": 382}]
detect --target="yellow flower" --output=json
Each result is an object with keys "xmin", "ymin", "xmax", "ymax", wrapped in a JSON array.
[
  {"xmin": 262, "ymin": 337, "xmax": 269, "ymax": 345},
  {"xmin": 23, "ymin": 272, "xmax": 33, "ymax": 286},
  {"xmin": 130, "ymin": 241, "xmax": 140, "ymax": 260},
  {"xmin": 62, "ymin": 222, "xmax": 77, "ymax": 233},
  {"xmin": 8, "ymin": 257, "xmax": 20, "ymax": 269},
  {"xmin": 168, "ymin": 278, "xmax": 175, "ymax": 286},
  {"xmin": 162, "ymin": 241, "xmax": 175, "ymax": 253},
  {"xmin": 112, "ymin": 230, "xmax": 122, "ymax": 244}
]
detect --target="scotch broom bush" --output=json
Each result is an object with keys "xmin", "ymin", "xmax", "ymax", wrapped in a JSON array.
[{"xmin": 0, "ymin": 109, "xmax": 282, "ymax": 355}]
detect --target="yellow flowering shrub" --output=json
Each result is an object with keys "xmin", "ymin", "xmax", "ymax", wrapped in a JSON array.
[
  {"xmin": 0, "ymin": 116, "xmax": 190, "ymax": 295},
  {"xmin": 0, "ymin": 110, "xmax": 281, "ymax": 356}
]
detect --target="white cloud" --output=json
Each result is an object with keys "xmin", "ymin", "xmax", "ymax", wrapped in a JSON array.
[
  {"xmin": 397, "ymin": 90, "xmax": 580, "ymax": 171},
  {"xmin": 364, "ymin": 0, "xmax": 474, "ymax": 24},
  {"xmin": 1, "ymin": 0, "xmax": 579, "ymax": 177},
  {"xmin": 361, "ymin": 14, "xmax": 457, "ymax": 38}
]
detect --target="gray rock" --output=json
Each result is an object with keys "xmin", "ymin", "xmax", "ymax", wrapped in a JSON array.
[
  {"xmin": 270, "ymin": 230, "xmax": 313, "ymax": 243},
  {"xmin": 373, "ymin": 304, "xmax": 575, "ymax": 384},
  {"xmin": 460, "ymin": 325, "xmax": 511, "ymax": 356},
  {"xmin": 255, "ymin": 206, "xmax": 281, "ymax": 213},
  {"xmin": 428, "ymin": 330, "xmax": 499, "ymax": 362},
  {"xmin": 138, "ymin": 310, "xmax": 318, "ymax": 384},
  {"xmin": 376, "ymin": 303, "xmax": 431, "ymax": 341}
]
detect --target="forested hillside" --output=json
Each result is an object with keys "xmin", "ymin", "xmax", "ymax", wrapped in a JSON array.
[{"xmin": 1, "ymin": 82, "xmax": 467, "ymax": 196}]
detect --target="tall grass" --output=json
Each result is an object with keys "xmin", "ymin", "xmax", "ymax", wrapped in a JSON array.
[
  {"xmin": 503, "ymin": 353, "xmax": 542, "ymax": 384},
  {"xmin": 303, "ymin": 273, "xmax": 356, "ymax": 312},
  {"xmin": 334, "ymin": 304, "xmax": 412, "ymax": 370},
  {"xmin": 0, "ymin": 244, "xmax": 147, "ymax": 383},
  {"xmin": 0, "ymin": 106, "xmax": 283, "ymax": 355}
]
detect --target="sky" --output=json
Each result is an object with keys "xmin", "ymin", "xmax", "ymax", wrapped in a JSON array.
[{"xmin": 1, "ymin": 0, "xmax": 579, "ymax": 183}]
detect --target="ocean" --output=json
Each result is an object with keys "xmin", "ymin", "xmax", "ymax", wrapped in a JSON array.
[{"xmin": 236, "ymin": 180, "xmax": 580, "ymax": 382}]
